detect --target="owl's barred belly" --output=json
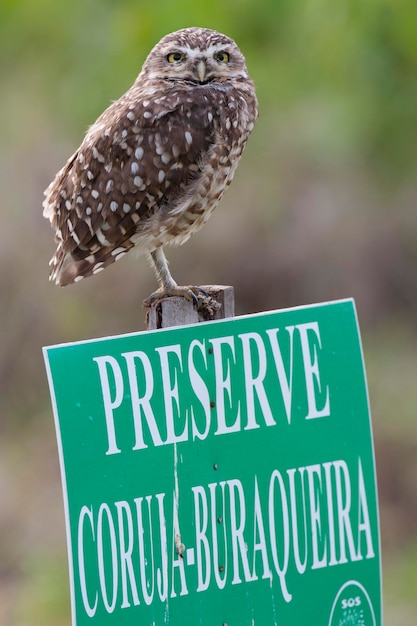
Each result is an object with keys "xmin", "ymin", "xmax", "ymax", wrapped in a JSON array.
[{"xmin": 155, "ymin": 152, "xmax": 241, "ymax": 248}]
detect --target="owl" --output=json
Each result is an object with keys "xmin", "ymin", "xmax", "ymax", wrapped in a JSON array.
[{"xmin": 43, "ymin": 27, "xmax": 258, "ymax": 305}]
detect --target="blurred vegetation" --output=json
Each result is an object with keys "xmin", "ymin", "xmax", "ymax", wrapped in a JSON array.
[{"xmin": 1, "ymin": 0, "xmax": 417, "ymax": 623}]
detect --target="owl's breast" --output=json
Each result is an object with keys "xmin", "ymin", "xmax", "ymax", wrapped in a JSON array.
[
  {"xmin": 159, "ymin": 117, "xmax": 252, "ymax": 246},
  {"xmin": 133, "ymin": 82, "xmax": 257, "ymax": 249}
]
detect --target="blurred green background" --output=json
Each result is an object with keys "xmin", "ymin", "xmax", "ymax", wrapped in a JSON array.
[{"xmin": 1, "ymin": 0, "xmax": 417, "ymax": 623}]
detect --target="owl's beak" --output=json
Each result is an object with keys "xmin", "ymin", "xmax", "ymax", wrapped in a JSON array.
[{"xmin": 196, "ymin": 59, "xmax": 207, "ymax": 83}]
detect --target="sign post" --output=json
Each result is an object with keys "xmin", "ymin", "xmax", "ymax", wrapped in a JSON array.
[{"xmin": 43, "ymin": 299, "xmax": 382, "ymax": 625}]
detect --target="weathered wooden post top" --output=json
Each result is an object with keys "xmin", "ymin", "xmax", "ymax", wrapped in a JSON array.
[{"xmin": 146, "ymin": 285, "xmax": 235, "ymax": 330}]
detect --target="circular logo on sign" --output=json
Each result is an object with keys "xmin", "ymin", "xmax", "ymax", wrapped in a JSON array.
[{"xmin": 328, "ymin": 580, "xmax": 376, "ymax": 626}]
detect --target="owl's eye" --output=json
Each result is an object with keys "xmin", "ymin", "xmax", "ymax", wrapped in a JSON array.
[
  {"xmin": 214, "ymin": 51, "xmax": 230, "ymax": 63},
  {"xmin": 167, "ymin": 51, "xmax": 186, "ymax": 63}
]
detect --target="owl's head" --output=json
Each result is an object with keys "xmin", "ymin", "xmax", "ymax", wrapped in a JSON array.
[{"xmin": 140, "ymin": 27, "xmax": 250, "ymax": 85}]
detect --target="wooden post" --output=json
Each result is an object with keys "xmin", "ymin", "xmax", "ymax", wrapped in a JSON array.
[{"xmin": 146, "ymin": 285, "xmax": 234, "ymax": 330}]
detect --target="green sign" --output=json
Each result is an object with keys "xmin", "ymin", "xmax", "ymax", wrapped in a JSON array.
[{"xmin": 43, "ymin": 299, "xmax": 381, "ymax": 625}]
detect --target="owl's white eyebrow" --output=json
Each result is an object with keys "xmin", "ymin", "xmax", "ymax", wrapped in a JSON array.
[{"xmin": 175, "ymin": 44, "xmax": 231, "ymax": 59}]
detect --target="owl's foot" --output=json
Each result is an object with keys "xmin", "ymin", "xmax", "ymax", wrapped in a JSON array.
[{"xmin": 143, "ymin": 285, "xmax": 209, "ymax": 308}]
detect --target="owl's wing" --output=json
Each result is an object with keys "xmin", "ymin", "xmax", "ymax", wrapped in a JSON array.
[{"xmin": 43, "ymin": 87, "xmax": 217, "ymax": 285}]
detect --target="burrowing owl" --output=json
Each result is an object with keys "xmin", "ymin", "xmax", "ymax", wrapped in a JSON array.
[{"xmin": 43, "ymin": 27, "xmax": 258, "ymax": 305}]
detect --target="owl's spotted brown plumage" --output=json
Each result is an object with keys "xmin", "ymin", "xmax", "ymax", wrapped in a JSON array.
[{"xmin": 43, "ymin": 27, "xmax": 258, "ymax": 304}]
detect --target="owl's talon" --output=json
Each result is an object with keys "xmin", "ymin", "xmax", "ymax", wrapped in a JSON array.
[
  {"xmin": 190, "ymin": 291, "xmax": 199, "ymax": 306},
  {"xmin": 143, "ymin": 285, "xmax": 206, "ymax": 308}
]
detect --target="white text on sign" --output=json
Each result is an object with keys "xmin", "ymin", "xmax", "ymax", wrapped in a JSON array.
[{"xmin": 94, "ymin": 322, "xmax": 331, "ymax": 455}]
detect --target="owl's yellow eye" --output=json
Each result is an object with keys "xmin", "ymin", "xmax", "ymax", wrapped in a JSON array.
[
  {"xmin": 214, "ymin": 51, "xmax": 230, "ymax": 63},
  {"xmin": 167, "ymin": 51, "xmax": 186, "ymax": 63}
]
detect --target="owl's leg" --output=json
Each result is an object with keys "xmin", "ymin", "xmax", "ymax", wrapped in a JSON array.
[
  {"xmin": 144, "ymin": 247, "xmax": 207, "ymax": 307},
  {"xmin": 149, "ymin": 247, "xmax": 178, "ymax": 293}
]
